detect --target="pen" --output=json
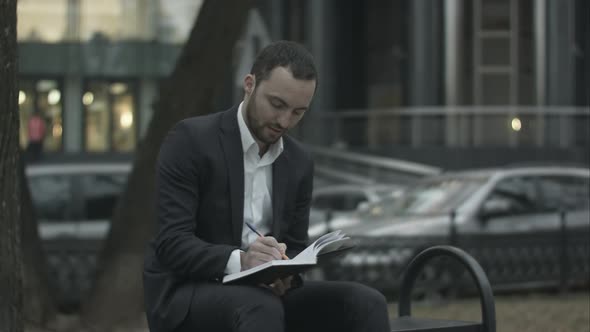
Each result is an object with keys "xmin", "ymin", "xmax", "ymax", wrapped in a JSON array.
[{"xmin": 245, "ymin": 221, "xmax": 289, "ymax": 260}]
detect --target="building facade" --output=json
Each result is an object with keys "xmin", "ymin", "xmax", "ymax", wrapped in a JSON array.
[{"xmin": 17, "ymin": 0, "xmax": 589, "ymax": 164}]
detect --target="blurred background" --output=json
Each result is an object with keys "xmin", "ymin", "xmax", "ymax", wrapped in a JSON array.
[
  {"xmin": 16, "ymin": 0, "xmax": 589, "ymax": 165},
  {"xmin": 15, "ymin": 0, "xmax": 589, "ymax": 330}
]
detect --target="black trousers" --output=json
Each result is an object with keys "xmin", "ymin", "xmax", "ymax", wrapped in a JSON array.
[{"xmin": 176, "ymin": 280, "xmax": 390, "ymax": 332}]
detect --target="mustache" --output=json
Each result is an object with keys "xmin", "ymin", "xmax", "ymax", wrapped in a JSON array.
[{"xmin": 269, "ymin": 125, "xmax": 286, "ymax": 131}]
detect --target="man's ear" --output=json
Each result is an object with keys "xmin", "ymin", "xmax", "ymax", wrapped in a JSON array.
[{"xmin": 243, "ymin": 74, "xmax": 256, "ymax": 96}]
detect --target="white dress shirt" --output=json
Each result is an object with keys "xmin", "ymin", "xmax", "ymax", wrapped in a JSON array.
[{"xmin": 225, "ymin": 102, "xmax": 284, "ymax": 274}]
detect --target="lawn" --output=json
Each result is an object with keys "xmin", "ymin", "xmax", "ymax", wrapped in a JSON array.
[
  {"xmin": 27, "ymin": 291, "xmax": 589, "ymax": 331},
  {"xmin": 388, "ymin": 291, "xmax": 590, "ymax": 332}
]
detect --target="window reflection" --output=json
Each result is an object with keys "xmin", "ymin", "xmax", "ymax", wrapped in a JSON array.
[
  {"xmin": 112, "ymin": 93, "xmax": 136, "ymax": 152},
  {"xmin": 28, "ymin": 174, "xmax": 74, "ymax": 221},
  {"xmin": 84, "ymin": 83, "xmax": 110, "ymax": 152},
  {"xmin": 158, "ymin": 0, "xmax": 203, "ymax": 43},
  {"xmin": 17, "ymin": 0, "xmax": 68, "ymax": 42},
  {"xmin": 84, "ymin": 81, "xmax": 136, "ymax": 152},
  {"xmin": 79, "ymin": 173, "xmax": 127, "ymax": 220},
  {"xmin": 18, "ymin": 79, "xmax": 64, "ymax": 152},
  {"xmin": 81, "ymin": 0, "xmax": 154, "ymax": 41},
  {"xmin": 17, "ymin": 0, "xmax": 203, "ymax": 43}
]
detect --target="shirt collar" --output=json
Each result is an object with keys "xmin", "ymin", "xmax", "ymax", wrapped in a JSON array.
[{"xmin": 237, "ymin": 102, "xmax": 284, "ymax": 160}]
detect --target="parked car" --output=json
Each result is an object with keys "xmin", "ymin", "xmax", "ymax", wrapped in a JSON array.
[
  {"xmin": 323, "ymin": 166, "xmax": 590, "ymax": 299},
  {"xmin": 26, "ymin": 161, "xmax": 131, "ymax": 309},
  {"xmin": 27, "ymin": 162, "xmax": 131, "ymax": 241},
  {"xmin": 308, "ymin": 183, "xmax": 404, "ymax": 239}
]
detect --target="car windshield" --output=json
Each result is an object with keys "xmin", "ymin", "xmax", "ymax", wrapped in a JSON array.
[
  {"xmin": 372, "ymin": 177, "xmax": 486, "ymax": 216},
  {"xmin": 28, "ymin": 171, "xmax": 128, "ymax": 222}
]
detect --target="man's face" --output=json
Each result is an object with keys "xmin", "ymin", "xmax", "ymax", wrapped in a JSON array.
[{"xmin": 243, "ymin": 67, "xmax": 316, "ymax": 149}]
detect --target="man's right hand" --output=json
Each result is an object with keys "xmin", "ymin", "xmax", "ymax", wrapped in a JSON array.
[{"xmin": 240, "ymin": 236, "xmax": 287, "ymax": 271}]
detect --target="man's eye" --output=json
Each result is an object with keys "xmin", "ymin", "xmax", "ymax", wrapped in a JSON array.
[{"xmin": 271, "ymin": 101, "xmax": 285, "ymax": 109}]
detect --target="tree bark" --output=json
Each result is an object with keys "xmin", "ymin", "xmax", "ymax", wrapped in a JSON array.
[
  {"xmin": 0, "ymin": 0, "xmax": 24, "ymax": 331},
  {"xmin": 20, "ymin": 162, "xmax": 57, "ymax": 328},
  {"xmin": 81, "ymin": 0, "xmax": 255, "ymax": 327}
]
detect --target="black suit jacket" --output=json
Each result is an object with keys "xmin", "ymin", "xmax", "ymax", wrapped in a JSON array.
[{"xmin": 143, "ymin": 106, "xmax": 314, "ymax": 332}]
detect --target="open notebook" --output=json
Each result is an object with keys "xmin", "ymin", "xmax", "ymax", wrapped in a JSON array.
[{"xmin": 222, "ymin": 230, "xmax": 353, "ymax": 285}]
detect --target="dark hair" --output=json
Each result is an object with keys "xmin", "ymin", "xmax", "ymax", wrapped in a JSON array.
[{"xmin": 250, "ymin": 40, "xmax": 318, "ymax": 87}]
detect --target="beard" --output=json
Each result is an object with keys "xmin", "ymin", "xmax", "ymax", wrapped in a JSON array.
[{"xmin": 245, "ymin": 92, "xmax": 282, "ymax": 145}]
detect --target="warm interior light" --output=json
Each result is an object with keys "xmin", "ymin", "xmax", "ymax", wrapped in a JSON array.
[
  {"xmin": 511, "ymin": 117, "xmax": 522, "ymax": 132},
  {"xmin": 82, "ymin": 92, "xmax": 94, "ymax": 106},
  {"xmin": 52, "ymin": 123, "xmax": 63, "ymax": 137},
  {"xmin": 48, "ymin": 89, "xmax": 61, "ymax": 105},
  {"xmin": 120, "ymin": 111, "xmax": 133, "ymax": 129},
  {"xmin": 110, "ymin": 83, "xmax": 128, "ymax": 95},
  {"xmin": 19, "ymin": 91, "xmax": 26, "ymax": 105}
]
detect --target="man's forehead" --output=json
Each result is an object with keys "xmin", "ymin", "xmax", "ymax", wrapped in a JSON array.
[{"xmin": 258, "ymin": 68, "xmax": 315, "ymax": 93}]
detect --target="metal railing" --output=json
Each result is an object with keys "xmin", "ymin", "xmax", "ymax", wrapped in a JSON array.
[
  {"xmin": 321, "ymin": 210, "xmax": 590, "ymax": 297},
  {"xmin": 297, "ymin": 106, "xmax": 590, "ymax": 149}
]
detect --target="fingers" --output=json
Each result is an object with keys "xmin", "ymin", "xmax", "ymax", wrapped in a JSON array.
[
  {"xmin": 278, "ymin": 243, "xmax": 287, "ymax": 255},
  {"xmin": 269, "ymin": 279, "xmax": 287, "ymax": 296},
  {"xmin": 242, "ymin": 237, "xmax": 289, "ymax": 270},
  {"xmin": 260, "ymin": 237, "xmax": 288, "ymax": 259},
  {"xmin": 250, "ymin": 238, "xmax": 283, "ymax": 260},
  {"xmin": 267, "ymin": 276, "xmax": 293, "ymax": 296},
  {"xmin": 257, "ymin": 236, "xmax": 280, "ymax": 249}
]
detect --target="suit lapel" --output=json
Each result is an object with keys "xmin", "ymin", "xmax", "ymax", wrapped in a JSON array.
[
  {"xmin": 272, "ymin": 150, "xmax": 289, "ymax": 239},
  {"xmin": 219, "ymin": 107, "xmax": 244, "ymax": 245}
]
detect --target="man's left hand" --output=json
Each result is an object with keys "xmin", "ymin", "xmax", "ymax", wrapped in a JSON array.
[{"xmin": 266, "ymin": 276, "xmax": 293, "ymax": 296}]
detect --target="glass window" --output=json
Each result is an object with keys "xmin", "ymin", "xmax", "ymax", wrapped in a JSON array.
[
  {"xmin": 28, "ymin": 174, "xmax": 75, "ymax": 221},
  {"xmin": 17, "ymin": 0, "xmax": 68, "ymax": 42},
  {"xmin": 538, "ymin": 176, "xmax": 590, "ymax": 211},
  {"xmin": 81, "ymin": 0, "xmax": 157, "ymax": 41},
  {"xmin": 380, "ymin": 178, "xmax": 486, "ymax": 216},
  {"xmin": 487, "ymin": 176, "xmax": 538, "ymax": 214},
  {"xmin": 84, "ymin": 81, "xmax": 137, "ymax": 152},
  {"xmin": 18, "ymin": 81, "xmax": 36, "ymax": 150},
  {"xmin": 158, "ymin": 0, "xmax": 203, "ymax": 43},
  {"xmin": 79, "ymin": 173, "xmax": 127, "ymax": 220},
  {"xmin": 18, "ymin": 79, "xmax": 64, "ymax": 153}
]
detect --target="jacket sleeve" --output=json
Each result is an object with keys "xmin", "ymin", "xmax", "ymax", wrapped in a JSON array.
[
  {"xmin": 284, "ymin": 157, "xmax": 314, "ymax": 259},
  {"xmin": 153, "ymin": 121, "xmax": 237, "ymax": 281}
]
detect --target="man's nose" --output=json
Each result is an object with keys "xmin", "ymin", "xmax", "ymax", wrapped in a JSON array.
[{"xmin": 276, "ymin": 112, "xmax": 291, "ymax": 129}]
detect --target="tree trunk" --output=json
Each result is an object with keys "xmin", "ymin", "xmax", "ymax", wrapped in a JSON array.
[
  {"xmin": 0, "ymin": 0, "xmax": 23, "ymax": 331},
  {"xmin": 20, "ymin": 162, "xmax": 57, "ymax": 328},
  {"xmin": 81, "ymin": 0, "xmax": 254, "ymax": 327}
]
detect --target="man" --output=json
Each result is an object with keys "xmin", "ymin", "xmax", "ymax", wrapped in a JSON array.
[
  {"xmin": 143, "ymin": 41, "xmax": 390, "ymax": 332},
  {"xmin": 27, "ymin": 110, "xmax": 46, "ymax": 162}
]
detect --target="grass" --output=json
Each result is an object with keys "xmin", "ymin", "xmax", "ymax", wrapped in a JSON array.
[
  {"xmin": 26, "ymin": 291, "xmax": 589, "ymax": 331},
  {"xmin": 388, "ymin": 291, "xmax": 590, "ymax": 332}
]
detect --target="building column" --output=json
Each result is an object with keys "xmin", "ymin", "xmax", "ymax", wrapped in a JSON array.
[
  {"xmin": 534, "ymin": 0, "xmax": 547, "ymax": 147},
  {"xmin": 65, "ymin": 0, "xmax": 80, "ymax": 41},
  {"xmin": 444, "ymin": 0, "xmax": 464, "ymax": 147},
  {"xmin": 547, "ymin": 0, "xmax": 575, "ymax": 148},
  {"xmin": 270, "ymin": 0, "xmax": 284, "ymax": 40},
  {"xmin": 305, "ymin": 0, "xmax": 335, "ymax": 146},
  {"xmin": 139, "ymin": 78, "xmax": 157, "ymax": 139},
  {"xmin": 64, "ymin": 76, "xmax": 82, "ymax": 153},
  {"xmin": 409, "ymin": 0, "xmax": 442, "ymax": 106},
  {"xmin": 547, "ymin": 0, "xmax": 575, "ymax": 105},
  {"xmin": 410, "ymin": 0, "xmax": 442, "ymax": 147}
]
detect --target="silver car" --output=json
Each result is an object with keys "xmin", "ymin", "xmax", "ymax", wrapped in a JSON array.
[
  {"xmin": 27, "ymin": 162, "xmax": 131, "ymax": 241},
  {"xmin": 326, "ymin": 166, "xmax": 590, "ymax": 298},
  {"xmin": 308, "ymin": 184, "xmax": 403, "ymax": 240},
  {"xmin": 26, "ymin": 162, "xmax": 131, "ymax": 308}
]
